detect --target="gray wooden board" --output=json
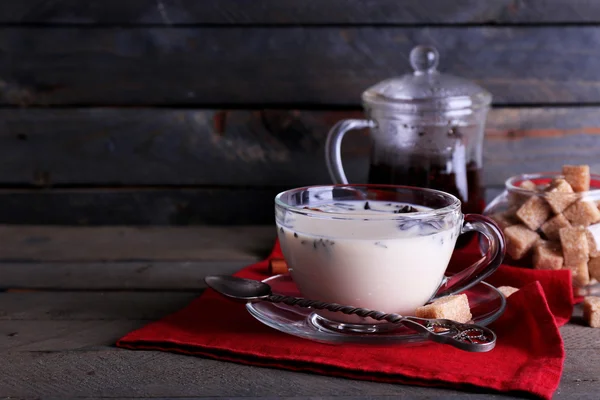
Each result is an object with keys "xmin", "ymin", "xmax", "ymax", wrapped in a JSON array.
[
  {"xmin": 0, "ymin": 348, "xmax": 537, "ymax": 399},
  {"xmin": 0, "ymin": 217, "xmax": 596, "ymax": 400},
  {"xmin": 0, "ymin": 109, "xmax": 370, "ymax": 187},
  {"xmin": 0, "ymin": 226, "xmax": 274, "ymax": 262},
  {"xmin": 0, "ymin": 187, "xmax": 286, "ymax": 225},
  {"xmin": 2, "ymin": 108, "xmax": 600, "ymax": 188},
  {"xmin": 2, "ymin": 0, "xmax": 600, "ymax": 25},
  {"xmin": 0, "ymin": 187, "xmax": 505, "ymax": 226},
  {"xmin": 0, "ymin": 292, "xmax": 197, "ymax": 321},
  {"xmin": 2, "ymin": 106, "xmax": 600, "ymax": 224},
  {"xmin": 3, "ymin": 27, "xmax": 600, "ymax": 105},
  {"xmin": 0, "ymin": 261, "xmax": 247, "ymax": 290},
  {"xmin": 0, "ymin": 320, "xmax": 151, "ymax": 351},
  {"xmin": 0, "ymin": 318, "xmax": 595, "ymax": 398}
]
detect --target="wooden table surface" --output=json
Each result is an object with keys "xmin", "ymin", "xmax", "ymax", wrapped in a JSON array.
[{"xmin": 0, "ymin": 225, "xmax": 598, "ymax": 399}]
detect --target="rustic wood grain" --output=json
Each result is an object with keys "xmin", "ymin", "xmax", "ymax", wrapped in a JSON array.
[
  {"xmin": 2, "ymin": 27, "xmax": 600, "ymax": 106},
  {"xmin": 485, "ymin": 107, "xmax": 600, "ymax": 182},
  {"xmin": 0, "ymin": 292, "xmax": 196, "ymax": 321},
  {"xmin": 0, "ymin": 338, "xmax": 595, "ymax": 398},
  {"xmin": 0, "ymin": 187, "xmax": 504, "ymax": 226},
  {"xmin": 1, "ymin": 108, "xmax": 598, "ymax": 188},
  {"xmin": 0, "ymin": 107, "xmax": 599, "ymax": 225},
  {"xmin": 2, "ymin": 0, "xmax": 600, "ymax": 25},
  {"xmin": 0, "ymin": 320, "xmax": 150, "ymax": 351},
  {"xmin": 0, "ymin": 261, "xmax": 246, "ymax": 290},
  {"xmin": 0, "ymin": 347, "xmax": 518, "ymax": 399},
  {"xmin": 0, "ymin": 187, "xmax": 287, "ymax": 225},
  {"xmin": 0, "ymin": 226, "xmax": 274, "ymax": 262},
  {"xmin": 0, "ymin": 288, "xmax": 595, "ymax": 398},
  {"xmin": 0, "ymin": 109, "xmax": 369, "ymax": 186},
  {"xmin": 0, "ymin": 225, "xmax": 596, "ymax": 399}
]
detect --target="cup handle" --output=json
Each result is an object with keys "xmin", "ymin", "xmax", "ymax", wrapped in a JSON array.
[
  {"xmin": 325, "ymin": 119, "xmax": 374, "ymax": 184},
  {"xmin": 432, "ymin": 214, "xmax": 506, "ymax": 299}
]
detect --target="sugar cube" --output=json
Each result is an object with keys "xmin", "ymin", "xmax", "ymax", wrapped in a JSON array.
[
  {"xmin": 497, "ymin": 286, "xmax": 519, "ymax": 298},
  {"xmin": 562, "ymin": 165, "xmax": 590, "ymax": 192},
  {"xmin": 541, "ymin": 214, "xmax": 571, "ymax": 241},
  {"xmin": 563, "ymin": 200, "xmax": 600, "ymax": 227},
  {"xmin": 588, "ymin": 223, "xmax": 600, "ymax": 245},
  {"xmin": 520, "ymin": 180, "xmax": 538, "ymax": 191},
  {"xmin": 504, "ymin": 224, "xmax": 540, "ymax": 260},
  {"xmin": 415, "ymin": 294, "xmax": 472, "ymax": 323},
  {"xmin": 568, "ymin": 261, "xmax": 590, "ymax": 287},
  {"xmin": 583, "ymin": 296, "xmax": 600, "ymax": 328},
  {"xmin": 586, "ymin": 229, "xmax": 600, "ymax": 258},
  {"xmin": 544, "ymin": 178, "xmax": 576, "ymax": 214},
  {"xmin": 589, "ymin": 257, "xmax": 600, "ymax": 282},
  {"xmin": 532, "ymin": 241, "xmax": 564, "ymax": 270},
  {"xmin": 559, "ymin": 226, "xmax": 589, "ymax": 265},
  {"xmin": 516, "ymin": 196, "xmax": 552, "ymax": 231},
  {"xmin": 490, "ymin": 212, "xmax": 518, "ymax": 231},
  {"xmin": 508, "ymin": 180, "xmax": 538, "ymax": 207}
]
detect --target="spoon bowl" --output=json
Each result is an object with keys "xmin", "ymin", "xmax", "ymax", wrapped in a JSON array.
[{"xmin": 205, "ymin": 275, "xmax": 272, "ymax": 301}]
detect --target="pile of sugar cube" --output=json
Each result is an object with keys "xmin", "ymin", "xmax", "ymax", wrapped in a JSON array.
[{"xmin": 490, "ymin": 164, "xmax": 600, "ymax": 327}]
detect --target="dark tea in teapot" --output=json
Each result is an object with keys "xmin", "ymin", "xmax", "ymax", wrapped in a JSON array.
[{"xmin": 367, "ymin": 125, "xmax": 484, "ymax": 215}]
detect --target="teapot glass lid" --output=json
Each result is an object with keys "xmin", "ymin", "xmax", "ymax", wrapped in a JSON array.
[{"xmin": 362, "ymin": 45, "xmax": 492, "ymax": 113}]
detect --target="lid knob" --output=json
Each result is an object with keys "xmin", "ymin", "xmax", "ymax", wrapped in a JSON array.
[{"xmin": 409, "ymin": 45, "xmax": 439, "ymax": 75}]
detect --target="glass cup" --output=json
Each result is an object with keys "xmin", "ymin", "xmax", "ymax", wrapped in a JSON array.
[{"xmin": 275, "ymin": 184, "xmax": 505, "ymax": 334}]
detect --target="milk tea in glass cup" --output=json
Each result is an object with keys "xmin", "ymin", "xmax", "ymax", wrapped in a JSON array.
[{"xmin": 275, "ymin": 185, "xmax": 505, "ymax": 333}]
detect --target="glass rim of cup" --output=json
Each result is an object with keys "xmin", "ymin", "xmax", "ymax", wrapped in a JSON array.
[{"xmin": 275, "ymin": 184, "xmax": 462, "ymax": 221}]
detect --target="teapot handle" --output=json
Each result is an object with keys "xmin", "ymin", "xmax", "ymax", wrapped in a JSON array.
[{"xmin": 325, "ymin": 119, "xmax": 375, "ymax": 184}]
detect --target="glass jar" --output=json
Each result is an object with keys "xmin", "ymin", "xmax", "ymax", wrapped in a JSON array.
[
  {"xmin": 484, "ymin": 172, "xmax": 600, "ymax": 296},
  {"xmin": 325, "ymin": 44, "xmax": 492, "ymax": 216}
]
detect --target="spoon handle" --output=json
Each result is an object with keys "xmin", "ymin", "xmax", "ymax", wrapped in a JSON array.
[{"xmin": 266, "ymin": 294, "xmax": 496, "ymax": 352}]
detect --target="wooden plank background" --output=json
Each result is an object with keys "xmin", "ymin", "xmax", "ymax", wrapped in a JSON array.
[
  {"xmin": 4, "ymin": 0, "xmax": 600, "ymax": 25},
  {"xmin": 2, "ymin": 26, "xmax": 600, "ymax": 106},
  {"xmin": 2, "ymin": 1, "xmax": 600, "ymax": 225}
]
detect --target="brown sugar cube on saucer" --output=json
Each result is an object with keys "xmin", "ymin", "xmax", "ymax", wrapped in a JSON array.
[
  {"xmin": 583, "ymin": 297, "xmax": 600, "ymax": 328},
  {"xmin": 497, "ymin": 286, "xmax": 519, "ymax": 298},
  {"xmin": 541, "ymin": 214, "xmax": 571, "ymax": 241},
  {"xmin": 563, "ymin": 201, "xmax": 600, "ymax": 227},
  {"xmin": 559, "ymin": 226, "xmax": 589, "ymax": 265},
  {"xmin": 562, "ymin": 165, "xmax": 590, "ymax": 192},
  {"xmin": 532, "ymin": 241, "xmax": 564, "ymax": 270},
  {"xmin": 504, "ymin": 224, "xmax": 540, "ymax": 260},
  {"xmin": 568, "ymin": 261, "xmax": 590, "ymax": 287},
  {"xmin": 589, "ymin": 257, "xmax": 600, "ymax": 282},
  {"xmin": 544, "ymin": 178, "xmax": 576, "ymax": 214},
  {"xmin": 415, "ymin": 294, "xmax": 472, "ymax": 323},
  {"xmin": 516, "ymin": 196, "xmax": 552, "ymax": 231}
]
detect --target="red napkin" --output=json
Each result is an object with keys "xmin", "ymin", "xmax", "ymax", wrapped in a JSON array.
[{"xmin": 117, "ymin": 240, "xmax": 571, "ymax": 400}]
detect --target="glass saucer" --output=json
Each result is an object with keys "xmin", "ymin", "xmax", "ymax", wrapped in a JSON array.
[{"xmin": 246, "ymin": 274, "xmax": 506, "ymax": 345}]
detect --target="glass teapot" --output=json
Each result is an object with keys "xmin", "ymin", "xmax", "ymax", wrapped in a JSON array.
[{"xmin": 325, "ymin": 45, "xmax": 492, "ymax": 215}]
